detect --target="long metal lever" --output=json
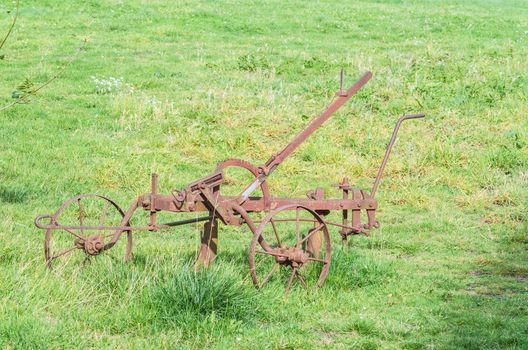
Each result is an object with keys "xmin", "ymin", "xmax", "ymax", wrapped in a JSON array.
[
  {"xmin": 371, "ymin": 113, "xmax": 425, "ymax": 197},
  {"xmin": 264, "ymin": 71, "xmax": 372, "ymax": 174},
  {"xmin": 239, "ymin": 71, "xmax": 372, "ymax": 203}
]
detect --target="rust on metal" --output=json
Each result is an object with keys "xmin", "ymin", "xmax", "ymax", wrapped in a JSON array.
[{"xmin": 35, "ymin": 70, "xmax": 424, "ymax": 293}]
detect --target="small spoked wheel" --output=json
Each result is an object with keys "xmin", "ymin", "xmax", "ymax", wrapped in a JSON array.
[
  {"xmin": 44, "ymin": 194, "xmax": 133, "ymax": 268},
  {"xmin": 249, "ymin": 204, "xmax": 331, "ymax": 293}
]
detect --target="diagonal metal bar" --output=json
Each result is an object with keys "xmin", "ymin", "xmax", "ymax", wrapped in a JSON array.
[
  {"xmin": 62, "ymin": 226, "xmax": 86, "ymax": 240},
  {"xmin": 285, "ymin": 266, "xmax": 297, "ymax": 294},
  {"xmin": 255, "ymin": 250, "xmax": 288, "ymax": 258},
  {"xmin": 263, "ymin": 72, "xmax": 372, "ymax": 173},
  {"xmin": 295, "ymin": 207, "xmax": 300, "ymax": 248},
  {"xmin": 295, "ymin": 270, "xmax": 308, "ymax": 289},
  {"xmin": 259, "ymin": 263, "xmax": 279, "ymax": 289},
  {"xmin": 50, "ymin": 246, "xmax": 78, "ymax": 260},
  {"xmin": 270, "ymin": 218, "xmax": 282, "ymax": 247},
  {"xmin": 99, "ymin": 201, "xmax": 111, "ymax": 238},
  {"xmin": 78, "ymin": 198, "xmax": 85, "ymax": 236},
  {"xmin": 299, "ymin": 223, "xmax": 324, "ymax": 246}
]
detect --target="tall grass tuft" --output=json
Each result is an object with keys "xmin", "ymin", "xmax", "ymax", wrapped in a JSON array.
[
  {"xmin": 326, "ymin": 248, "xmax": 396, "ymax": 289},
  {"xmin": 148, "ymin": 263, "xmax": 259, "ymax": 329}
]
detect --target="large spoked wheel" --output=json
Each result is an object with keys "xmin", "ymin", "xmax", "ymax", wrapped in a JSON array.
[
  {"xmin": 44, "ymin": 194, "xmax": 133, "ymax": 268},
  {"xmin": 249, "ymin": 204, "xmax": 331, "ymax": 293}
]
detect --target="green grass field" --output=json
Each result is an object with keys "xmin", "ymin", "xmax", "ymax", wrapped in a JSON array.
[{"xmin": 1, "ymin": 0, "xmax": 527, "ymax": 349}]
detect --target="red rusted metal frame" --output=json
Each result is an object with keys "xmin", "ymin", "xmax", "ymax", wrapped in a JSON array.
[
  {"xmin": 36, "ymin": 211, "xmax": 364, "ymax": 234},
  {"xmin": 35, "ymin": 107, "xmax": 424, "ymax": 254},
  {"xmin": 36, "ymin": 71, "xmax": 376, "ymax": 234},
  {"xmin": 141, "ymin": 193, "xmax": 377, "ymax": 213},
  {"xmin": 34, "ymin": 69, "xmax": 426, "ymax": 294}
]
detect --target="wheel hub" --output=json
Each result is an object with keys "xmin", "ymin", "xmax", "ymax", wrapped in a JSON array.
[
  {"xmin": 74, "ymin": 235, "xmax": 104, "ymax": 256},
  {"xmin": 274, "ymin": 246, "xmax": 309, "ymax": 266}
]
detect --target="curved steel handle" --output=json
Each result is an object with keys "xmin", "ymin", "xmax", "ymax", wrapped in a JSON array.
[
  {"xmin": 34, "ymin": 214, "xmax": 54, "ymax": 229},
  {"xmin": 371, "ymin": 113, "xmax": 425, "ymax": 197},
  {"xmin": 400, "ymin": 113, "xmax": 425, "ymax": 121}
]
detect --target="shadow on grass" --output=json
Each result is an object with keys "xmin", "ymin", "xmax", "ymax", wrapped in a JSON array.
[
  {"xmin": 0, "ymin": 185, "xmax": 29, "ymax": 203},
  {"xmin": 441, "ymin": 283, "xmax": 528, "ymax": 348},
  {"xmin": 441, "ymin": 238, "xmax": 528, "ymax": 349}
]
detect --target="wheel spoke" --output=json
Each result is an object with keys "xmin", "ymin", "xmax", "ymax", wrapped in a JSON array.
[
  {"xmin": 102, "ymin": 232, "xmax": 117, "ymax": 239},
  {"xmin": 270, "ymin": 218, "xmax": 282, "ymax": 247},
  {"xmin": 295, "ymin": 207, "xmax": 300, "ymax": 248},
  {"xmin": 62, "ymin": 227, "xmax": 86, "ymax": 241},
  {"xmin": 285, "ymin": 266, "xmax": 297, "ymax": 294},
  {"xmin": 255, "ymin": 249, "xmax": 288, "ymax": 258},
  {"xmin": 99, "ymin": 201, "xmax": 111, "ymax": 237},
  {"xmin": 259, "ymin": 263, "xmax": 279, "ymax": 289},
  {"xmin": 51, "ymin": 246, "xmax": 78, "ymax": 260},
  {"xmin": 307, "ymin": 257, "xmax": 327, "ymax": 264},
  {"xmin": 100, "ymin": 201, "xmax": 111, "ymax": 225},
  {"xmin": 299, "ymin": 223, "xmax": 324, "ymax": 246},
  {"xmin": 78, "ymin": 198, "xmax": 85, "ymax": 236},
  {"xmin": 296, "ymin": 270, "xmax": 308, "ymax": 289}
]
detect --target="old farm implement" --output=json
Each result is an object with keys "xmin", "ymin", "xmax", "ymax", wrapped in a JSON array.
[{"xmin": 35, "ymin": 71, "xmax": 424, "ymax": 293}]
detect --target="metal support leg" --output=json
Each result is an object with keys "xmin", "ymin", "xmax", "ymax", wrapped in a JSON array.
[
  {"xmin": 339, "ymin": 177, "xmax": 350, "ymax": 244},
  {"xmin": 194, "ymin": 218, "xmax": 218, "ymax": 270}
]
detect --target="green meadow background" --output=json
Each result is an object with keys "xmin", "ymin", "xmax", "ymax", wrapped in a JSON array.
[{"xmin": 0, "ymin": 0, "xmax": 527, "ymax": 349}]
